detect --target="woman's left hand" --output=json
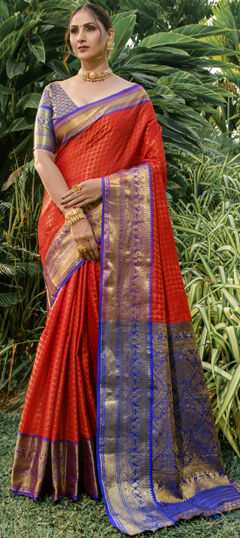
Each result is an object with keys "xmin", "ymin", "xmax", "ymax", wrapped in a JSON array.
[{"xmin": 61, "ymin": 177, "xmax": 102, "ymax": 209}]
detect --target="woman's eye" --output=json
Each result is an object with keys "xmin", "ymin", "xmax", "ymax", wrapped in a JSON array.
[
  {"xmin": 70, "ymin": 28, "xmax": 78, "ymax": 33},
  {"xmin": 87, "ymin": 26, "xmax": 96, "ymax": 31}
]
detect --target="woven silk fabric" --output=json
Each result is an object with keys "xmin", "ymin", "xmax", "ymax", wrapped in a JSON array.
[{"xmin": 11, "ymin": 83, "xmax": 240, "ymax": 534}]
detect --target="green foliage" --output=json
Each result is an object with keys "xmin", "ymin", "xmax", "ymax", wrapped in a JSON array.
[
  {"xmin": 109, "ymin": 10, "xmax": 240, "ymax": 198},
  {"xmin": 0, "ymin": 161, "xmax": 46, "ymax": 397},
  {"xmin": 0, "ymin": 0, "xmax": 78, "ymax": 185},
  {"xmin": 119, "ymin": 0, "xmax": 212, "ymax": 35},
  {"xmin": 170, "ymin": 144, "xmax": 240, "ymax": 454},
  {"xmin": 202, "ymin": 0, "xmax": 240, "ymax": 137}
]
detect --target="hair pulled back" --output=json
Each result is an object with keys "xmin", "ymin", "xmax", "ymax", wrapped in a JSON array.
[{"xmin": 64, "ymin": 4, "xmax": 112, "ymax": 67}]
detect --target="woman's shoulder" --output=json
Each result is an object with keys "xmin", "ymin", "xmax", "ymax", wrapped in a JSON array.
[
  {"xmin": 111, "ymin": 75, "xmax": 145, "ymax": 93},
  {"xmin": 40, "ymin": 81, "xmax": 67, "ymax": 104},
  {"xmin": 39, "ymin": 81, "xmax": 59, "ymax": 101},
  {"xmin": 43, "ymin": 80, "xmax": 62, "ymax": 92}
]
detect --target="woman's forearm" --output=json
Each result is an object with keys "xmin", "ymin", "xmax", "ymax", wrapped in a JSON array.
[{"xmin": 34, "ymin": 149, "xmax": 70, "ymax": 215}]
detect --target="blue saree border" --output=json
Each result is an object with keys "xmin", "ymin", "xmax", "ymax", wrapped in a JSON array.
[
  {"xmin": 96, "ymin": 177, "xmax": 126, "ymax": 532},
  {"xmin": 148, "ymin": 161, "xmax": 154, "ymax": 518},
  {"xmin": 11, "ymin": 489, "xmax": 40, "ymax": 501},
  {"xmin": 147, "ymin": 164, "xmax": 176, "ymax": 525},
  {"xmin": 11, "ymin": 488, "xmax": 78, "ymax": 502}
]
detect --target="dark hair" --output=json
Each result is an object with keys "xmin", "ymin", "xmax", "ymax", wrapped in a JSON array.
[{"xmin": 63, "ymin": 4, "xmax": 112, "ymax": 67}]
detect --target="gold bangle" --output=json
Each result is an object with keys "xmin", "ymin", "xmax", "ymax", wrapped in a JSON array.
[
  {"xmin": 65, "ymin": 207, "xmax": 85, "ymax": 220},
  {"xmin": 65, "ymin": 207, "xmax": 85, "ymax": 217},
  {"xmin": 65, "ymin": 207, "xmax": 86, "ymax": 230}
]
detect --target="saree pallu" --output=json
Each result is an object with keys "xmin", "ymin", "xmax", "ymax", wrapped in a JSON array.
[{"xmin": 11, "ymin": 83, "xmax": 240, "ymax": 535}]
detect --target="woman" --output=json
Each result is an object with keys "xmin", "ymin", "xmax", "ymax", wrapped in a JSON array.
[{"xmin": 11, "ymin": 3, "xmax": 240, "ymax": 535}]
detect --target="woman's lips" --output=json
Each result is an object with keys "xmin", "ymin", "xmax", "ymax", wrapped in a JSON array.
[{"xmin": 78, "ymin": 46, "xmax": 89, "ymax": 50}]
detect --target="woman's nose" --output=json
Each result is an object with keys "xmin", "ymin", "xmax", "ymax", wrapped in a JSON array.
[{"xmin": 77, "ymin": 29, "xmax": 86, "ymax": 42}]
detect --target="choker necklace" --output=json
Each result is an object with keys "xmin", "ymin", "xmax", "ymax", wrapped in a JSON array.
[{"xmin": 78, "ymin": 67, "xmax": 113, "ymax": 82}]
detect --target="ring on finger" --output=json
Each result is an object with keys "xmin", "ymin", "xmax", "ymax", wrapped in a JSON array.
[
  {"xmin": 77, "ymin": 245, "xmax": 88, "ymax": 257},
  {"xmin": 72, "ymin": 184, "xmax": 81, "ymax": 194}
]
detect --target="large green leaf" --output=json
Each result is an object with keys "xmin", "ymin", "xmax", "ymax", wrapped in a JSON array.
[
  {"xmin": 27, "ymin": 35, "xmax": 46, "ymax": 64},
  {"xmin": 123, "ymin": 63, "xmax": 190, "ymax": 77},
  {"xmin": 0, "ymin": 32, "xmax": 18, "ymax": 61},
  {"xmin": 15, "ymin": 65, "xmax": 51, "ymax": 90},
  {"xmin": 215, "ymin": 364, "xmax": 240, "ymax": 425},
  {"xmin": 0, "ymin": 14, "xmax": 18, "ymax": 40},
  {"xmin": 110, "ymin": 12, "xmax": 136, "ymax": 64},
  {"xmin": 17, "ymin": 93, "xmax": 41, "ymax": 111},
  {"xmin": 48, "ymin": 59, "xmax": 68, "ymax": 79},
  {"xmin": 40, "ymin": 0, "xmax": 79, "ymax": 20},
  {"xmin": 141, "ymin": 31, "xmax": 240, "ymax": 57},
  {"xmin": 0, "ymin": 84, "xmax": 14, "ymax": 94},
  {"xmin": 156, "ymin": 74, "xmax": 232, "ymax": 104},
  {"xmin": 0, "ymin": 118, "xmax": 33, "ymax": 138},
  {"xmin": 212, "ymin": 0, "xmax": 239, "ymax": 50},
  {"xmin": 6, "ymin": 57, "xmax": 26, "ymax": 79},
  {"xmin": 0, "ymin": 0, "xmax": 10, "ymax": 19},
  {"xmin": 0, "ymin": 20, "xmax": 39, "ymax": 62},
  {"xmin": 156, "ymin": 114, "xmax": 200, "ymax": 142},
  {"xmin": 142, "ymin": 32, "xmax": 197, "ymax": 48},
  {"xmin": 111, "ymin": 9, "xmax": 137, "ymax": 25},
  {"xmin": 128, "ymin": 72, "xmax": 157, "ymax": 87},
  {"xmin": 175, "ymin": 23, "xmax": 233, "ymax": 39}
]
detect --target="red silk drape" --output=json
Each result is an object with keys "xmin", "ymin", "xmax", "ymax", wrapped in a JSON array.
[{"xmin": 13, "ymin": 98, "xmax": 191, "ymax": 501}]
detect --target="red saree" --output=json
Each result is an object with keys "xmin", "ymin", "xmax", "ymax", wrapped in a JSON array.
[{"xmin": 11, "ymin": 82, "xmax": 240, "ymax": 534}]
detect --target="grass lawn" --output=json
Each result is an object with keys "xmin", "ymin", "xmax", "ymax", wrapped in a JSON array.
[{"xmin": 1, "ymin": 411, "xmax": 240, "ymax": 537}]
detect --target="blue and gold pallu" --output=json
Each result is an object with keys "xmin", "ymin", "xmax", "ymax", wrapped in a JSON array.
[{"xmin": 97, "ymin": 163, "xmax": 240, "ymax": 534}]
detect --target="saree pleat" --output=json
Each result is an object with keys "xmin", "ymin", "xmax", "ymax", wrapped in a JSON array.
[
  {"xmin": 11, "ymin": 82, "xmax": 240, "ymax": 533},
  {"xmin": 12, "ymin": 261, "xmax": 101, "ymax": 500}
]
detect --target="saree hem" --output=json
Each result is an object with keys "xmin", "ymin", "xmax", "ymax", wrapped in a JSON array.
[
  {"xmin": 12, "ymin": 430, "xmax": 101, "ymax": 501},
  {"xmin": 10, "ymin": 489, "xmax": 102, "ymax": 502}
]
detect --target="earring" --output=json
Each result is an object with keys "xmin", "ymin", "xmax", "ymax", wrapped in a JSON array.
[{"xmin": 106, "ymin": 41, "xmax": 113, "ymax": 55}]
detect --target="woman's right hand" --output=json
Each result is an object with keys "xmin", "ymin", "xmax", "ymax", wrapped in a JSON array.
[{"xmin": 71, "ymin": 217, "xmax": 100, "ymax": 262}]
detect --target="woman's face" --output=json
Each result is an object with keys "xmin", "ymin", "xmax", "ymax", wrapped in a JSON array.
[{"xmin": 69, "ymin": 9, "xmax": 112, "ymax": 62}]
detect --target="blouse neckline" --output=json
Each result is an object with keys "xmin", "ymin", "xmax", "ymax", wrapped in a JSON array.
[{"xmin": 54, "ymin": 81, "xmax": 141, "ymax": 112}]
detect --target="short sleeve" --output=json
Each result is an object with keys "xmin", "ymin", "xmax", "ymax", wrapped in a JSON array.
[{"xmin": 33, "ymin": 85, "xmax": 56, "ymax": 153}]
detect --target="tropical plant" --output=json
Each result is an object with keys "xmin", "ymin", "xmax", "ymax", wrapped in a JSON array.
[
  {"xmin": 201, "ymin": 0, "xmax": 240, "ymax": 137},
  {"xmin": 169, "ymin": 152, "xmax": 240, "ymax": 454},
  {"xmin": 119, "ymin": 0, "xmax": 212, "ymax": 36},
  {"xmin": 0, "ymin": 161, "xmax": 46, "ymax": 402},
  {"xmin": 0, "ymin": 0, "xmax": 78, "ymax": 186}
]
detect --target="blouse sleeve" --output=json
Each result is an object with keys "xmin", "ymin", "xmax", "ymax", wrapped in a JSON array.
[{"xmin": 33, "ymin": 85, "xmax": 56, "ymax": 153}]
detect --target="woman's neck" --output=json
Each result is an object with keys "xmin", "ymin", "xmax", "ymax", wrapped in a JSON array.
[{"xmin": 80, "ymin": 59, "xmax": 109, "ymax": 73}]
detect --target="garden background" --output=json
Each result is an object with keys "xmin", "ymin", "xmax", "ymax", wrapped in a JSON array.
[{"xmin": 0, "ymin": 0, "xmax": 240, "ymax": 536}]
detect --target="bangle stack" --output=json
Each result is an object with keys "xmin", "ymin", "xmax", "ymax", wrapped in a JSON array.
[{"xmin": 65, "ymin": 207, "xmax": 86, "ymax": 230}]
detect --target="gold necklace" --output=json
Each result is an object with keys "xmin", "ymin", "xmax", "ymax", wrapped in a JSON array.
[{"xmin": 78, "ymin": 67, "xmax": 113, "ymax": 82}]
